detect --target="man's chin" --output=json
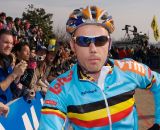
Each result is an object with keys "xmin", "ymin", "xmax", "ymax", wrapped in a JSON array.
[
  {"xmin": 4, "ymin": 52, "xmax": 10, "ymax": 56},
  {"xmin": 86, "ymin": 68, "xmax": 101, "ymax": 74}
]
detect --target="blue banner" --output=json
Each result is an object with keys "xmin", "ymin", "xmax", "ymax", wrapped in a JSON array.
[{"xmin": 0, "ymin": 92, "xmax": 43, "ymax": 130}]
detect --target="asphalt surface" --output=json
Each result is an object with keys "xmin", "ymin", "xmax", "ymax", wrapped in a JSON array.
[{"xmin": 135, "ymin": 89, "xmax": 154, "ymax": 130}]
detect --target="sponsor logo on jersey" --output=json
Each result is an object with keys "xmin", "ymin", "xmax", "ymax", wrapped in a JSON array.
[
  {"xmin": 81, "ymin": 89, "xmax": 97, "ymax": 95},
  {"xmin": 44, "ymin": 100, "xmax": 57, "ymax": 106},
  {"xmin": 115, "ymin": 60, "xmax": 146, "ymax": 76},
  {"xmin": 49, "ymin": 71, "xmax": 73, "ymax": 94}
]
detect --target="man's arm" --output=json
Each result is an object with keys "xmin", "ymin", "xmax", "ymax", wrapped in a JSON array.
[
  {"xmin": 0, "ymin": 60, "xmax": 27, "ymax": 91},
  {"xmin": 134, "ymin": 63, "xmax": 160, "ymax": 128},
  {"xmin": 0, "ymin": 73, "xmax": 17, "ymax": 91},
  {"xmin": 0, "ymin": 102, "xmax": 9, "ymax": 117},
  {"xmin": 38, "ymin": 80, "xmax": 67, "ymax": 130}
]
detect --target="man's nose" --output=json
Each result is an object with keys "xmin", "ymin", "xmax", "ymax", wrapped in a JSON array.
[
  {"xmin": 89, "ymin": 42, "xmax": 97, "ymax": 53},
  {"xmin": 7, "ymin": 43, "xmax": 13, "ymax": 48}
]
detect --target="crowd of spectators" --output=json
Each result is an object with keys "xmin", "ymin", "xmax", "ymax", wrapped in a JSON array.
[
  {"xmin": 110, "ymin": 45, "xmax": 160, "ymax": 69},
  {"xmin": 0, "ymin": 12, "xmax": 45, "ymax": 47},
  {"xmin": 0, "ymin": 11, "xmax": 160, "ymax": 118},
  {"xmin": 0, "ymin": 12, "xmax": 76, "ymax": 116}
]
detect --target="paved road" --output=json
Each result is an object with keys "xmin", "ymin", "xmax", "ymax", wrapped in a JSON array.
[
  {"xmin": 136, "ymin": 65, "xmax": 160, "ymax": 129},
  {"xmin": 135, "ymin": 89, "xmax": 154, "ymax": 130}
]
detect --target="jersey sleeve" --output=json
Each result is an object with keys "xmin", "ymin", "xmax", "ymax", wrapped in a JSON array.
[
  {"xmin": 114, "ymin": 59, "xmax": 160, "ymax": 124},
  {"xmin": 151, "ymin": 71, "xmax": 160, "ymax": 124},
  {"xmin": 38, "ymin": 79, "xmax": 68, "ymax": 130},
  {"xmin": 134, "ymin": 62, "xmax": 160, "ymax": 124}
]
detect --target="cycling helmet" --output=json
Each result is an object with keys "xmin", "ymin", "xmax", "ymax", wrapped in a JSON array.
[{"xmin": 66, "ymin": 6, "xmax": 115, "ymax": 35}]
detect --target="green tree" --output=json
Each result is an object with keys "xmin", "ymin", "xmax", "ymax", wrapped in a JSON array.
[{"xmin": 22, "ymin": 4, "xmax": 54, "ymax": 45}]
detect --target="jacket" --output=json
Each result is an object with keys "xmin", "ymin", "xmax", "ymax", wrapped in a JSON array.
[{"xmin": 38, "ymin": 58, "xmax": 160, "ymax": 130}]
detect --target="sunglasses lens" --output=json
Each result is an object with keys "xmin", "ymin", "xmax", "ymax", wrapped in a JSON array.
[
  {"xmin": 76, "ymin": 37, "xmax": 91, "ymax": 47},
  {"xmin": 95, "ymin": 36, "xmax": 109, "ymax": 46},
  {"xmin": 75, "ymin": 36, "xmax": 109, "ymax": 47}
]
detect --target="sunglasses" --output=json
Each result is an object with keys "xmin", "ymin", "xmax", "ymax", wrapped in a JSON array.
[{"xmin": 73, "ymin": 35, "xmax": 110, "ymax": 47}]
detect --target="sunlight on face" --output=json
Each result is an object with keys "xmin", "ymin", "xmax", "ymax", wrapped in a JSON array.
[{"xmin": 70, "ymin": 25, "xmax": 110, "ymax": 73}]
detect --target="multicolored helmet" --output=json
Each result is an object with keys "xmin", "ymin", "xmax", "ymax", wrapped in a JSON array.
[{"xmin": 66, "ymin": 6, "xmax": 115, "ymax": 35}]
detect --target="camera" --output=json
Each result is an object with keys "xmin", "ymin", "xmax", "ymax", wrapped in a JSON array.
[
  {"xmin": 19, "ymin": 54, "xmax": 46, "ymax": 90},
  {"xmin": 20, "ymin": 68, "xmax": 34, "ymax": 89},
  {"xmin": 35, "ymin": 55, "xmax": 44, "ymax": 61},
  {"xmin": 122, "ymin": 25, "xmax": 131, "ymax": 31},
  {"xmin": 32, "ymin": 55, "xmax": 46, "ymax": 61},
  {"xmin": 19, "ymin": 58, "xmax": 37, "ymax": 88},
  {"xmin": 23, "ymin": 88, "xmax": 35, "ymax": 101}
]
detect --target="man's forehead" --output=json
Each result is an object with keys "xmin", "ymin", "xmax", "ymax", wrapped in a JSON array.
[
  {"xmin": 74, "ymin": 24, "xmax": 109, "ymax": 36},
  {"xmin": 0, "ymin": 34, "xmax": 13, "ymax": 45},
  {"xmin": 0, "ymin": 34, "xmax": 13, "ymax": 39}
]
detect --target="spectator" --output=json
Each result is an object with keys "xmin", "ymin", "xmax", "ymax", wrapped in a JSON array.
[
  {"xmin": 13, "ymin": 42, "xmax": 30, "ymax": 64},
  {"xmin": 118, "ymin": 47, "xmax": 127, "ymax": 59},
  {"xmin": 35, "ymin": 44, "xmax": 47, "ymax": 77},
  {"xmin": 35, "ymin": 44, "xmax": 48, "ymax": 94},
  {"xmin": 12, "ymin": 42, "xmax": 32, "ymax": 99},
  {"xmin": 0, "ymin": 12, "xmax": 6, "ymax": 24},
  {"xmin": 4, "ymin": 16, "xmax": 14, "ymax": 31},
  {"xmin": 0, "ymin": 29, "xmax": 27, "ymax": 104},
  {"xmin": 39, "ymin": 39, "xmax": 57, "ymax": 88}
]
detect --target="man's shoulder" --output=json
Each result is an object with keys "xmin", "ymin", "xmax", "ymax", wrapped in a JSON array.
[
  {"xmin": 110, "ymin": 58, "xmax": 143, "ymax": 65},
  {"xmin": 111, "ymin": 58, "xmax": 147, "ymax": 76},
  {"xmin": 48, "ymin": 69, "xmax": 75, "ymax": 95},
  {"xmin": 48, "ymin": 64, "xmax": 77, "ymax": 93},
  {"xmin": 54, "ymin": 64, "xmax": 76, "ymax": 81},
  {"xmin": 109, "ymin": 58, "xmax": 134, "ymax": 62}
]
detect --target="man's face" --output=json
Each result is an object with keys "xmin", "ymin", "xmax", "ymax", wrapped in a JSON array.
[
  {"xmin": 25, "ymin": 23, "xmax": 30, "ymax": 30},
  {"xmin": 70, "ymin": 25, "xmax": 110, "ymax": 73},
  {"xmin": 17, "ymin": 45, "xmax": 30, "ymax": 61},
  {"xmin": 30, "ymin": 49, "xmax": 36, "ymax": 58},
  {"xmin": 8, "ymin": 22, "xmax": 14, "ymax": 29},
  {"xmin": 0, "ymin": 34, "xmax": 13, "ymax": 55}
]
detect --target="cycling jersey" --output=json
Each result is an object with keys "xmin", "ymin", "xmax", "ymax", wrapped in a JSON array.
[{"xmin": 38, "ymin": 58, "xmax": 160, "ymax": 130}]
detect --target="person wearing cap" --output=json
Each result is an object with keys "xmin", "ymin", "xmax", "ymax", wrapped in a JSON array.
[
  {"xmin": 45, "ymin": 38, "xmax": 57, "ymax": 82},
  {"xmin": 36, "ymin": 39, "xmax": 56, "ymax": 95},
  {"xmin": 47, "ymin": 37, "xmax": 56, "ymax": 64},
  {"xmin": 34, "ymin": 44, "xmax": 47, "ymax": 93},
  {"xmin": 39, "ymin": 6, "xmax": 160, "ymax": 130}
]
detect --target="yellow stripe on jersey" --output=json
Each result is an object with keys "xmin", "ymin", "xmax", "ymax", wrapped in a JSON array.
[{"xmin": 67, "ymin": 98, "xmax": 134, "ymax": 121}]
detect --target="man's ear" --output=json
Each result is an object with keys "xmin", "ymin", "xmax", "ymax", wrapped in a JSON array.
[{"xmin": 70, "ymin": 39, "xmax": 75, "ymax": 52}]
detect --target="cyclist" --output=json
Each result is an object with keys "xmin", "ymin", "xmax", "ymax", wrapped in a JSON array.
[{"xmin": 39, "ymin": 6, "xmax": 160, "ymax": 130}]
